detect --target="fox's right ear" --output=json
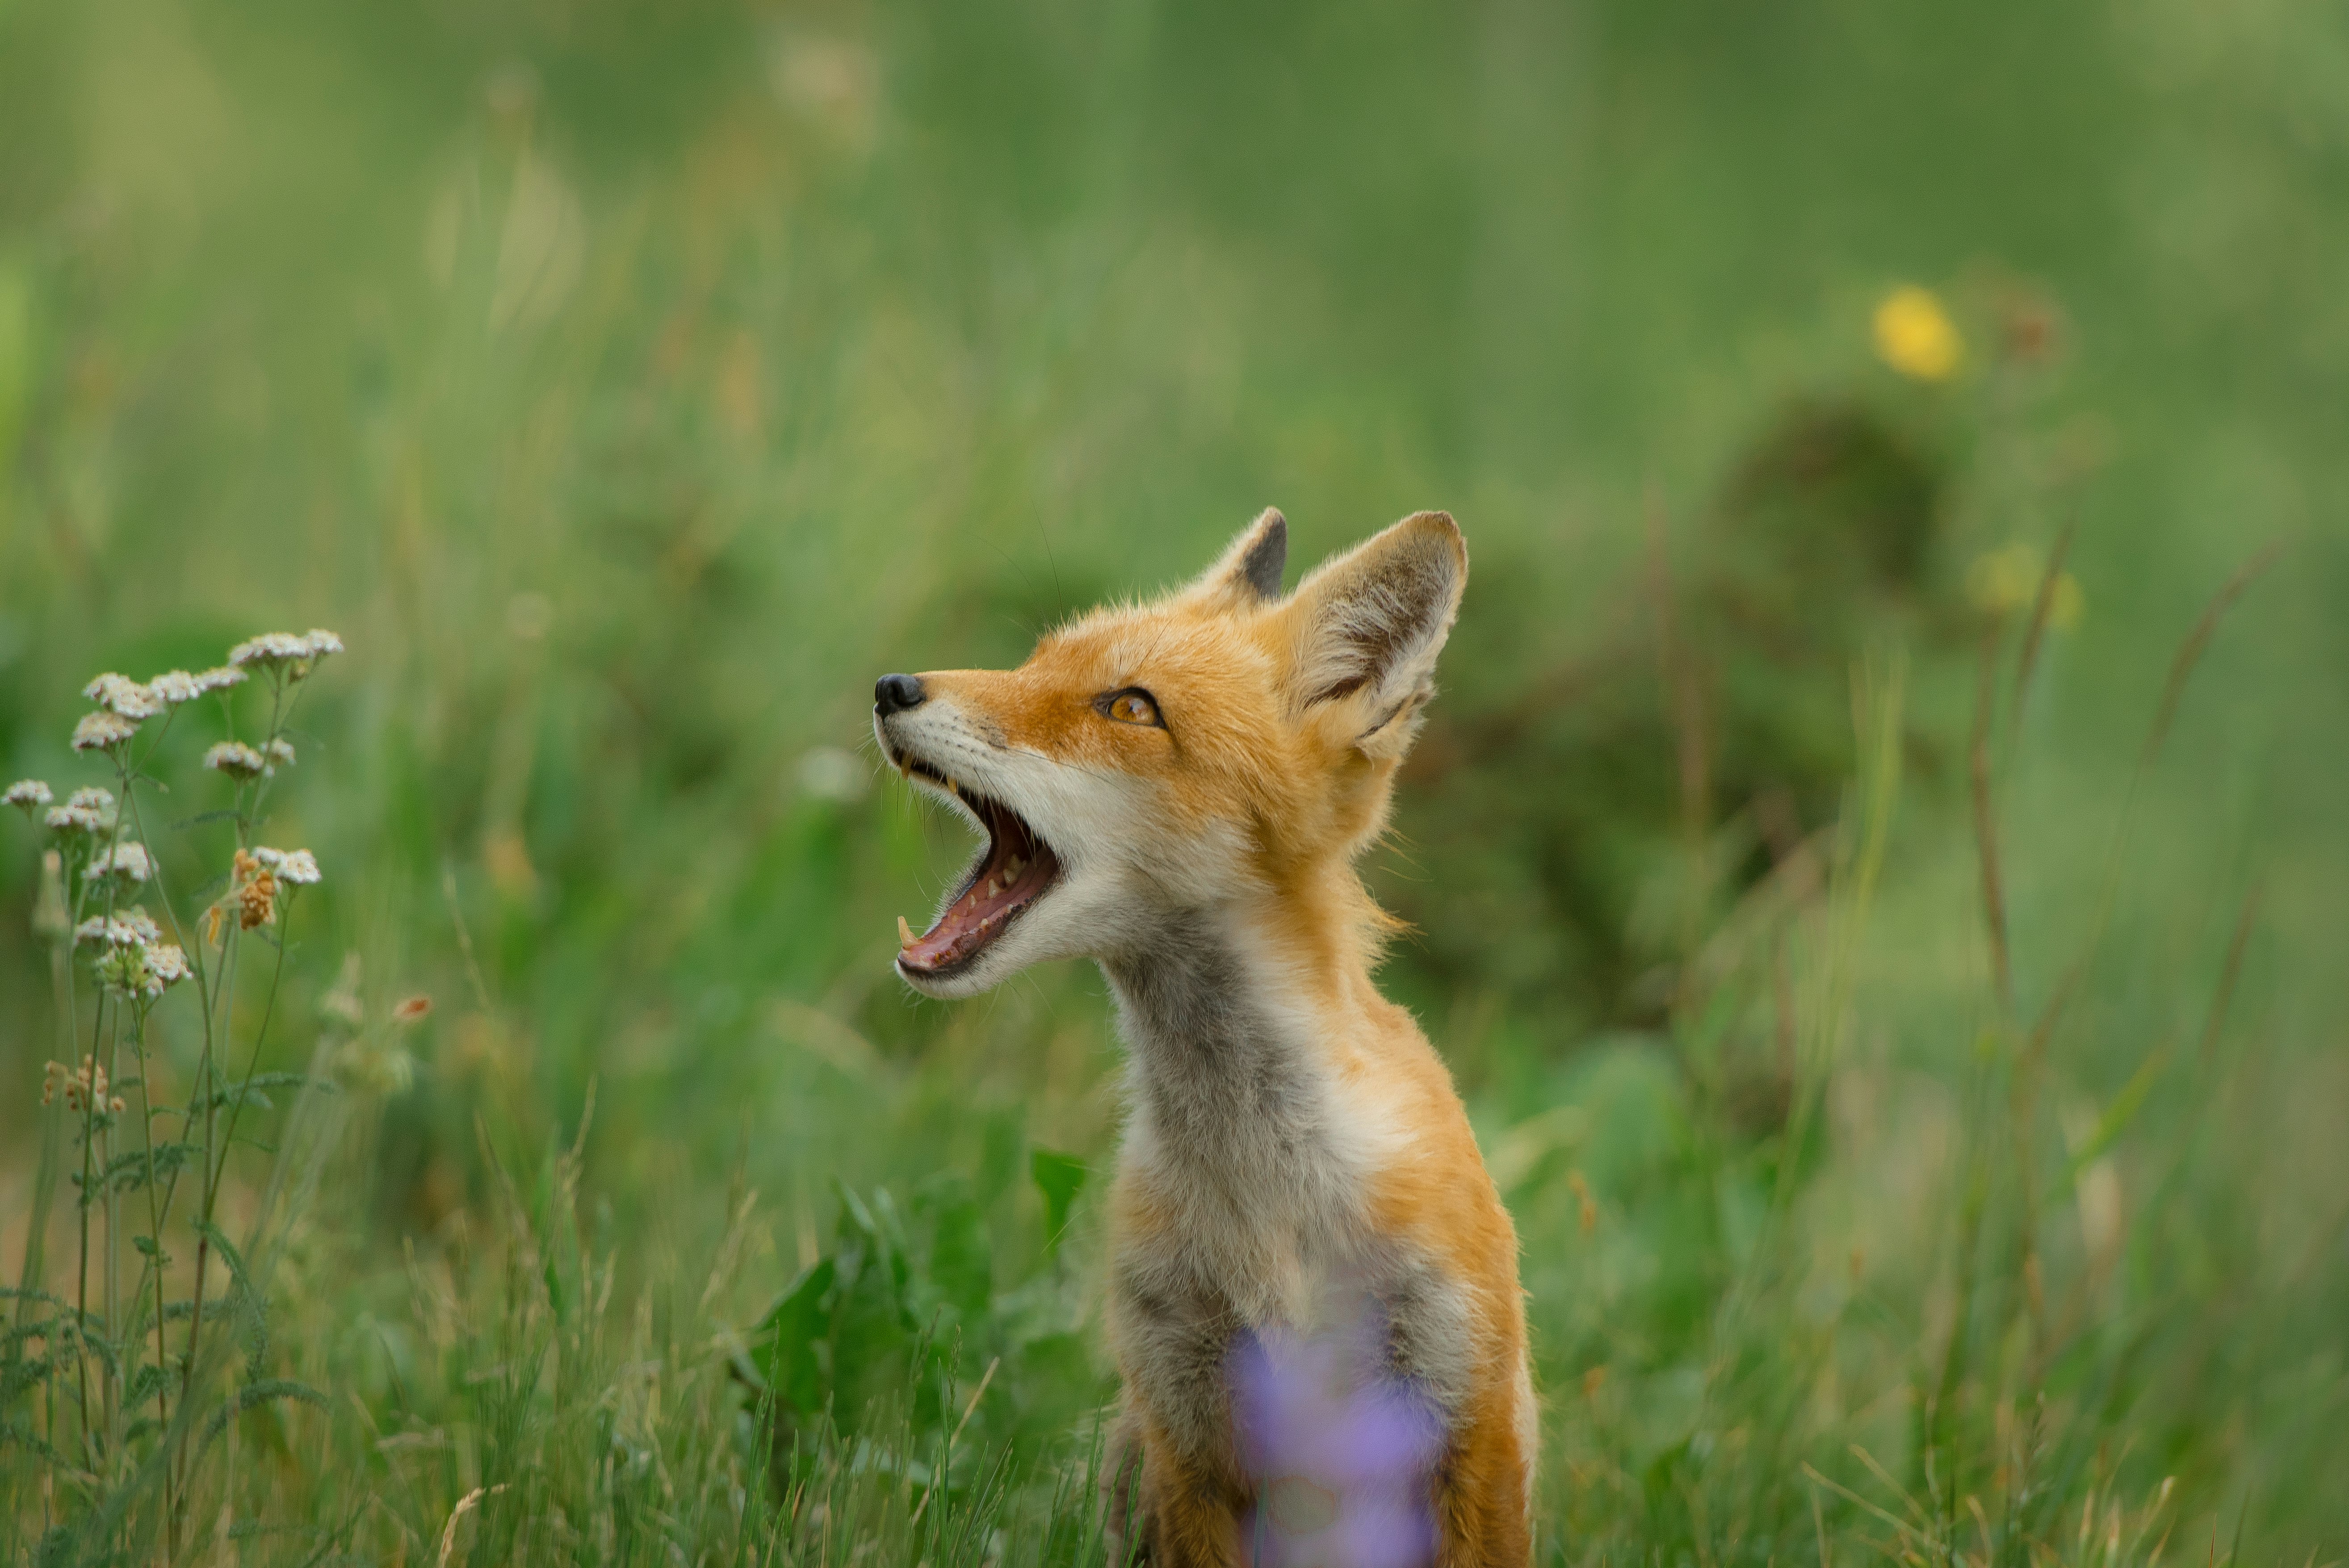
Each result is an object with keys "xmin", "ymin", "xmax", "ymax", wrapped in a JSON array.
[
  {"xmin": 1284, "ymin": 511, "xmax": 1466, "ymax": 760},
  {"xmin": 1184, "ymin": 507, "xmax": 1289, "ymax": 614}
]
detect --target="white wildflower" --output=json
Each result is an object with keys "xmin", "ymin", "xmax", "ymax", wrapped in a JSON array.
[
  {"xmin": 46, "ymin": 788, "xmax": 117, "ymax": 836},
  {"xmin": 84, "ymin": 673, "xmax": 165, "ymax": 719},
  {"xmin": 96, "ymin": 939, "xmax": 189, "ymax": 999},
  {"xmin": 264, "ymin": 738, "xmax": 296, "ymax": 771},
  {"xmin": 4, "ymin": 780, "xmax": 53, "ymax": 815},
  {"xmin": 301, "ymin": 629, "xmax": 344, "ymax": 658},
  {"xmin": 76, "ymin": 910, "xmax": 162, "ymax": 948},
  {"xmin": 72, "ymin": 710, "xmax": 140, "ymax": 751},
  {"xmin": 147, "ymin": 669, "xmax": 206, "ymax": 706},
  {"xmin": 252, "ymin": 846, "xmax": 321, "ymax": 885},
  {"xmin": 145, "ymin": 943, "xmax": 192, "ymax": 989},
  {"xmin": 227, "ymin": 632, "xmax": 311, "ymax": 670},
  {"xmin": 204, "ymin": 741, "xmax": 267, "ymax": 780},
  {"xmin": 88, "ymin": 842, "xmax": 153, "ymax": 884},
  {"xmin": 193, "ymin": 666, "xmax": 248, "ymax": 694}
]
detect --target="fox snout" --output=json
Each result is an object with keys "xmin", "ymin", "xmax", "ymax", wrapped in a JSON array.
[{"xmin": 872, "ymin": 673, "xmax": 926, "ymax": 715}]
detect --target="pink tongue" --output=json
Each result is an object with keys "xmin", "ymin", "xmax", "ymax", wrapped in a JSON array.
[{"xmin": 901, "ymin": 855, "xmax": 1038, "ymax": 969}]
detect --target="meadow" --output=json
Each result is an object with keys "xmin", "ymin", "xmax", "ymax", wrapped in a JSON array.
[{"xmin": 3, "ymin": 0, "xmax": 2346, "ymax": 1562}]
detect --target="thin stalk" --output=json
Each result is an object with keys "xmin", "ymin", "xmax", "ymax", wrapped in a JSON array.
[{"xmin": 173, "ymin": 667, "xmax": 292, "ymax": 1522}]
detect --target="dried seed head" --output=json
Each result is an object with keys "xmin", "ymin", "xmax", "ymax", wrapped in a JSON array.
[{"xmin": 233, "ymin": 849, "xmax": 278, "ymax": 929}]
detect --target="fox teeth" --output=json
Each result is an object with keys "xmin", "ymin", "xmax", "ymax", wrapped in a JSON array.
[
  {"xmin": 897, "ymin": 915, "xmax": 915, "ymax": 948},
  {"xmin": 1004, "ymin": 855, "xmax": 1025, "ymax": 879},
  {"xmin": 983, "ymin": 876, "xmax": 1000, "ymax": 898}
]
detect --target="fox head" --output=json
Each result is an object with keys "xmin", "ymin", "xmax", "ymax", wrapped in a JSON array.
[{"xmin": 873, "ymin": 509, "xmax": 1466, "ymax": 998}]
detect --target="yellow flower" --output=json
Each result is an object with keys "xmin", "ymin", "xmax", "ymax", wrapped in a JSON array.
[
  {"xmin": 1874, "ymin": 285, "xmax": 1964, "ymax": 382},
  {"xmin": 1966, "ymin": 542, "xmax": 2084, "ymax": 629}
]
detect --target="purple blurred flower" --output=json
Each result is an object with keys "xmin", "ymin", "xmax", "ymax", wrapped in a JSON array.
[{"xmin": 1228, "ymin": 1319, "xmax": 1444, "ymax": 1568}]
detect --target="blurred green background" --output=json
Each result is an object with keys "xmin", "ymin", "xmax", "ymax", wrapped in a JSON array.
[{"xmin": 4, "ymin": 0, "xmax": 2346, "ymax": 1559}]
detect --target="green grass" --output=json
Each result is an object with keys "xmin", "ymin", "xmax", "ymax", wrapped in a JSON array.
[{"xmin": 4, "ymin": 0, "xmax": 2347, "ymax": 1561}]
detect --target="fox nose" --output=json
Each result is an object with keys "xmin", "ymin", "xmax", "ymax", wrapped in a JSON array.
[{"xmin": 874, "ymin": 673, "xmax": 927, "ymax": 716}]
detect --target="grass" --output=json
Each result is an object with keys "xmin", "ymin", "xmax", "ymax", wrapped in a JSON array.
[{"xmin": 4, "ymin": 0, "xmax": 2347, "ymax": 1562}]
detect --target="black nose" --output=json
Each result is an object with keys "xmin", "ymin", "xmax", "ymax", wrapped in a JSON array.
[{"xmin": 874, "ymin": 673, "xmax": 927, "ymax": 716}]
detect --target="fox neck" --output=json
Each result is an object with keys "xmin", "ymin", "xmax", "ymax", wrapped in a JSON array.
[{"xmin": 1098, "ymin": 870, "xmax": 1386, "ymax": 1277}]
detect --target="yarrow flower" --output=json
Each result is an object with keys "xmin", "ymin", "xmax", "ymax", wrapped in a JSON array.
[
  {"xmin": 92, "ymin": 940, "xmax": 190, "ymax": 1000},
  {"xmin": 72, "ymin": 710, "xmax": 140, "ymax": 751},
  {"xmin": 144, "ymin": 943, "xmax": 192, "ymax": 990},
  {"xmin": 194, "ymin": 665, "xmax": 247, "ymax": 694},
  {"xmin": 147, "ymin": 669, "xmax": 206, "ymax": 706},
  {"xmin": 204, "ymin": 741, "xmax": 267, "ymax": 780},
  {"xmin": 76, "ymin": 909, "xmax": 163, "ymax": 948},
  {"xmin": 264, "ymin": 738, "xmax": 296, "ymax": 771},
  {"xmin": 88, "ymin": 842, "xmax": 154, "ymax": 884},
  {"xmin": 4, "ymin": 779, "xmax": 52, "ymax": 815},
  {"xmin": 227, "ymin": 632, "xmax": 311, "ymax": 670},
  {"xmin": 252, "ymin": 846, "xmax": 321, "ymax": 885},
  {"xmin": 227, "ymin": 628, "xmax": 342, "ymax": 681},
  {"xmin": 84, "ymin": 673, "xmax": 165, "ymax": 720},
  {"xmin": 44, "ymin": 787, "xmax": 118, "ymax": 837}
]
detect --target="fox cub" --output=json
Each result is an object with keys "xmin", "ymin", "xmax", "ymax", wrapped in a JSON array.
[{"xmin": 874, "ymin": 510, "xmax": 1532, "ymax": 1566}]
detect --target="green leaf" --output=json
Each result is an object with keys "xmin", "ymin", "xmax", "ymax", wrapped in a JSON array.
[
  {"xmin": 749, "ymin": 1258, "xmax": 835, "ymax": 1415},
  {"xmin": 1030, "ymin": 1150, "xmax": 1088, "ymax": 1254}
]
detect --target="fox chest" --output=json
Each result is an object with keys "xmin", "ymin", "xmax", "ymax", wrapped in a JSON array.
[{"xmin": 1101, "ymin": 943, "xmax": 1477, "ymax": 1461}]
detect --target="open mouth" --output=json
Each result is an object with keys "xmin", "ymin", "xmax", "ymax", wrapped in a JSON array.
[{"xmin": 893, "ymin": 760, "xmax": 1062, "ymax": 979}]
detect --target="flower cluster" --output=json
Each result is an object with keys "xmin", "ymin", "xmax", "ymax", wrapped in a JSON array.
[
  {"xmin": 62, "ymin": 630, "xmax": 331, "ymax": 756},
  {"xmin": 227, "ymin": 629, "xmax": 342, "ymax": 678},
  {"xmin": 204, "ymin": 741, "xmax": 265, "ymax": 780},
  {"xmin": 76, "ymin": 908, "xmax": 163, "ymax": 948},
  {"xmin": 43, "ymin": 1056, "xmax": 126, "ymax": 1115},
  {"xmin": 5, "ymin": 779, "xmax": 54, "ymax": 815},
  {"xmin": 252, "ymin": 845, "xmax": 321, "ymax": 885},
  {"xmin": 87, "ymin": 841, "xmax": 153, "ymax": 885},
  {"xmin": 43, "ymin": 787, "xmax": 117, "ymax": 836},
  {"xmin": 207, "ymin": 737, "xmax": 299, "ymax": 779},
  {"xmin": 72, "ymin": 710, "xmax": 139, "ymax": 753}
]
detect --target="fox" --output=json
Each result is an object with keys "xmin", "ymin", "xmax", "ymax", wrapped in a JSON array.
[{"xmin": 872, "ymin": 509, "xmax": 1533, "ymax": 1567}]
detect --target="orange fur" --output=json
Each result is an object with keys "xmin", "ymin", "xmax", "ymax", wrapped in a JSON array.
[{"xmin": 881, "ymin": 511, "xmax": 1533, "ymax": 1565}]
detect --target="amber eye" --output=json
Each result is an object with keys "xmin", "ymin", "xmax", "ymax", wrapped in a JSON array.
[{"xmin": 1098, "ymin": 688, "xmax": 1163, "ymax": 728}]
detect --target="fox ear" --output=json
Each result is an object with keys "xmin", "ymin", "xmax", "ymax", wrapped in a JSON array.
[
  {"xmin": 1186, "ymin": 507, "xmax": 1289, "ymax": 612},
  {"xmin": 1285, "ymin": 511, "xmax": 1466, "ymax": 759}
]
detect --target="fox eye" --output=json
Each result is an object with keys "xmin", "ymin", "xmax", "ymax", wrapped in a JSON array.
[{"xmin": 1097, "ymin": 688, "xmax": 1163, "ymax": 729}]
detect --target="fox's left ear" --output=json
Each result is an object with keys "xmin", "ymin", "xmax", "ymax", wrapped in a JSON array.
[
  {"xmin": 1184, "ymin": 507, "xmax": 1290, "ymax": 613},
  {"xmin": 1285, "ymin": 511, "xmax": 1466, "ymax": 760}
]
